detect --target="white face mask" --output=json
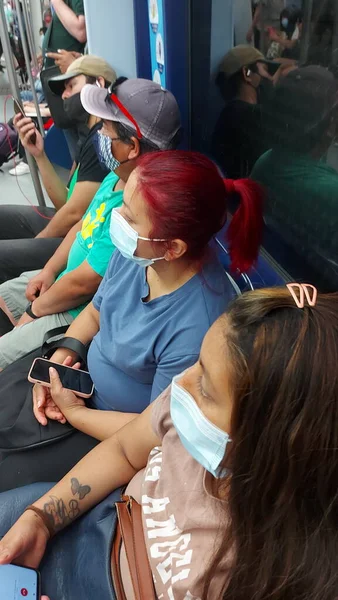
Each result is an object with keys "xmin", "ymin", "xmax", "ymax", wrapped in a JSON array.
[
  {"xmin": 170, "ymin": 374, "xmax": 231, "ymax": 478},
  {"xmin": 110, "ymin": 208, "xmax": 167, "ymax": 268}
]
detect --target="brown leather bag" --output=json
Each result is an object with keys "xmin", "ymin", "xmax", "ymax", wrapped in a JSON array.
[{"xmin": 111, "ymin": 495, "xmax": 157, "ymax": 600}]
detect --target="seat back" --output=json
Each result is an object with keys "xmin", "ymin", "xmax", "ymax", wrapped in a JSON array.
[
  {"xmin": 44, "ymin": 125, "xmax": 73, "ymax": 170},
  {"xmin": 213, "ymin": 225, "xmax": 287, "ymax": 294}
]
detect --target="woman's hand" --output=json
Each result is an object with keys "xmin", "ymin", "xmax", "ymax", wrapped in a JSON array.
[
  {"xmin": 32, "ymin": 356, "xmax": 81, "ymax": 426},
  {"xmin": 0, "ymin": 510, "xmax": 49, "ymax": 570},
  {"xmin": 49, "ymin": 367, "xmax": 85, "ymax": 418},
  {"xmin": 13, "ymin": 115, "xmax": 44, "ymax": 158},
  {"xmin": 33, "ymin": 383, "xmax": 67, "ymax": 426}
]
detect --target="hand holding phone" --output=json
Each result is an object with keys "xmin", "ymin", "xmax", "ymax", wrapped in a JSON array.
[
  {"xmin": 28, "ymin": 358, "xmax": 94, "ymax": 399},
  {"xmin": 0, "ymin": 507, "xmax": 50, "ymax": 599},
  {"xmin": 0, "ymin": 564, "xmax": 40, "ymax": 599},
  {"xmin": 12, "ymin": 97, "xmax": 37, "ymax": 145},
  {"xmin": 13, "ymin": 116, "xmax": 44, "ymax": 159}
]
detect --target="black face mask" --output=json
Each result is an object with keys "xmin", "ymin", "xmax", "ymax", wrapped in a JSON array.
[
  {"xmin": 257, "ymin": 77, "xmax": 274, "ymax": 105},
  {"xmin": 63, "ymin": 92, "xmax": 88, "ymax": 126}
]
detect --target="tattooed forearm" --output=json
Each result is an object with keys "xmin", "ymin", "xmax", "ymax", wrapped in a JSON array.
[
  {"xmin": 42, "ymin": 478, "xmax": 91, "ymax": 533},
  {"xmin": 43, "ymin": 495, "xmax": 80, "ymax": 533}
]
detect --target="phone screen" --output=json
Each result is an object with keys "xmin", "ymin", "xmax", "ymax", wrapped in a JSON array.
[
  {"xmin": 30, "ymin": 359, "xmax": 93, "ymax": 395},
  {"xmin": 12, "ymin": 97, "xmax": 37, "ymax": 145},
  {"xmin": 13, "ymin": 97, "xmax": 26, "ymax": 118},
  {"xmin": 0, "ymin": 564, "xmax": 39, "ymax": 599}
]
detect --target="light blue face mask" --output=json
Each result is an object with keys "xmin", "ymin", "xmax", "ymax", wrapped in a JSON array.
[
  {"xmin": 96, "ymin": 131, "xmax": 121, "ymax": 172},
  {"xmin": 281, "ymin": 17, "xmax": 289, "ymax": 28},
  {"xmin": 110, "ymin": 208, "xmax": 167, "ymax": 268},
  {"xmin": 170, "ymin": 374, "xmax": 231, "ymax": 478}
]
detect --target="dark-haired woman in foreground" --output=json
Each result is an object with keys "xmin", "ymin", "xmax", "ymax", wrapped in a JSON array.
[{"xmin": 1, "ymin": 283, "xmax": 337, "ymax": 600}]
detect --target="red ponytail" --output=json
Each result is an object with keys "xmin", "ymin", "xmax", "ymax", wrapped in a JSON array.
[
  {"xmin": 135, "ymin": 151, "xmax": 264, "ymax": 268},
  {"xmin": 224, "ymin": 178, "xmax": 264, "ymax": 273}
]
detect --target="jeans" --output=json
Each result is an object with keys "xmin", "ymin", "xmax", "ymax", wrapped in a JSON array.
[{"xmin": 20, "ymin": 77, "xmax": 45, "ymax": 104}]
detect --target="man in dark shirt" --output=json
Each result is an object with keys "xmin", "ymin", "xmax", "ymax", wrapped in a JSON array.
[
  {"xmin": 211, "ymin": 45, "xmax": 275, "ymax": 179},
  {"xmin": 0, "ymin": 55, "xmax": 116, "ymax": 283}
]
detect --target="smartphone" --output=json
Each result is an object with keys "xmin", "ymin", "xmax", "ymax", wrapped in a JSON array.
[
  {"xmin": 28, "ymin": 357, "xmax": 94, "ymax": 399},
  {"xmin": 0, "ymin": 564, "xmax": 40, "ymax": 599},
  {"xmin": 12, "ymin": 97, "xmax": 37, "ymax": 145}
]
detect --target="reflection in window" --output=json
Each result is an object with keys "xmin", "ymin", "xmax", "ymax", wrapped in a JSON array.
[{"xmin": 212, "ymin": 0, "xmax": 338, "ymax": 290}]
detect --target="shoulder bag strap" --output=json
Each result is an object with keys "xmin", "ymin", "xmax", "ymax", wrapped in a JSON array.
[
  {"xmin": 130, "ymin": 498, "xmax": 157, "ymax": 600},
  {"xmin": 41, "ymin": 326, "xmax": 88, "ymax": 367},
  {"xmin": 114, "ymin": 497, "xmax": 156, "ymax": 600},
  {"xmin": 111, "ymin": 523, "xmax": 127, "ymax": 600},
  {"xmin": 115, "ymin": 501, "xmax": 140, "ymax": 600}
]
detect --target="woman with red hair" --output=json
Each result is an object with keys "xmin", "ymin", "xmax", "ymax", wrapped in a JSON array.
[{"xmin": 0, "ymin": 150, "xmax": 264, "ymax": 491}]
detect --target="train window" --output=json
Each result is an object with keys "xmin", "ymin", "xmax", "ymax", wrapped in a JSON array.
[{"xmin": 213, "ymin": 0, "xmax": 338, "ymax": 292}]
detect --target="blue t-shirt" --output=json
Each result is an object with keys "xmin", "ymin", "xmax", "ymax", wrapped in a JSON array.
[{"xmin": 87, "ymin": 251, "xmax": 235, "ymax": 413}]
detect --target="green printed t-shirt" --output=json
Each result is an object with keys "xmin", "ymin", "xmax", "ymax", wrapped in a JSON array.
[
  {"xmin": 67, "ymin": 166, "xmax": 79, "ymax": 200},
  {"xmin": 57, "ymin": 171, "xmax": 123, "ymax": 318}
]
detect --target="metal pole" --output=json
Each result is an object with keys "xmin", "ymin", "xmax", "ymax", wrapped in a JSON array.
[
  {"xmin": 21, "ymin": 0, "xmax": 39, "ymax": 74},
  {"xmin": 14, "ymin": 0, "xmax": 45, "ymax": 138},
  {"xmin": 299, "ymin": 0, "xmax": 314, "ymax": 65},
  {"xmin": 40, "ymin": 0, "xmax": 45, "ymax": 23},
  {"xmin": 0, "ymin": 0, "xmax": 46, "ymax": 206}
]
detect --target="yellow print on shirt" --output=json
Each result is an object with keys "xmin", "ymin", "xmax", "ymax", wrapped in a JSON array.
[{"xmin": 81, "ymin": 203, "xmax": 106, "ymax": 249}]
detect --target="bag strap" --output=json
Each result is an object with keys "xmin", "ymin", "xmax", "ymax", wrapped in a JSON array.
[
  {"xmin": 111, "ymin": 524, "xmax": 127, "ymax": 600},
  {"xmin": 130, "ymin": 498, "xmax": 157, "ymax": 600},
  {"xmin": 41, "ymin": 326, "xmax": 88, "ymax": 367},
  {"xmin": 114, "ymin": 497, "xmax": 156, "ymax": 600},
  {"xmin": 115, "ymin": 501, "xmax": 139, "ymax": 599}
]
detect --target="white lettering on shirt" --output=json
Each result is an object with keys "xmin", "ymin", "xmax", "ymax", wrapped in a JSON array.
[
  {"xmin": 142, "ymin": 447, "xmax": 200, "ymax": 598},
  {"xmin": 145, "ymin": 447, "xmax": 163, "ymax": 482},
  {"xmin": 142, "ymin": 495, "xmax": 170, "ymax": 514}
]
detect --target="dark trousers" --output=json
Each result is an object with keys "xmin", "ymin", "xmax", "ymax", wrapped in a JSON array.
[
  {"xmin": 0, "ymin": 431, "xmax": 99, "ymax": 492},
  {"xmin": 0, "ymin": 204, "xmax": 62, "ymax": 283}
]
